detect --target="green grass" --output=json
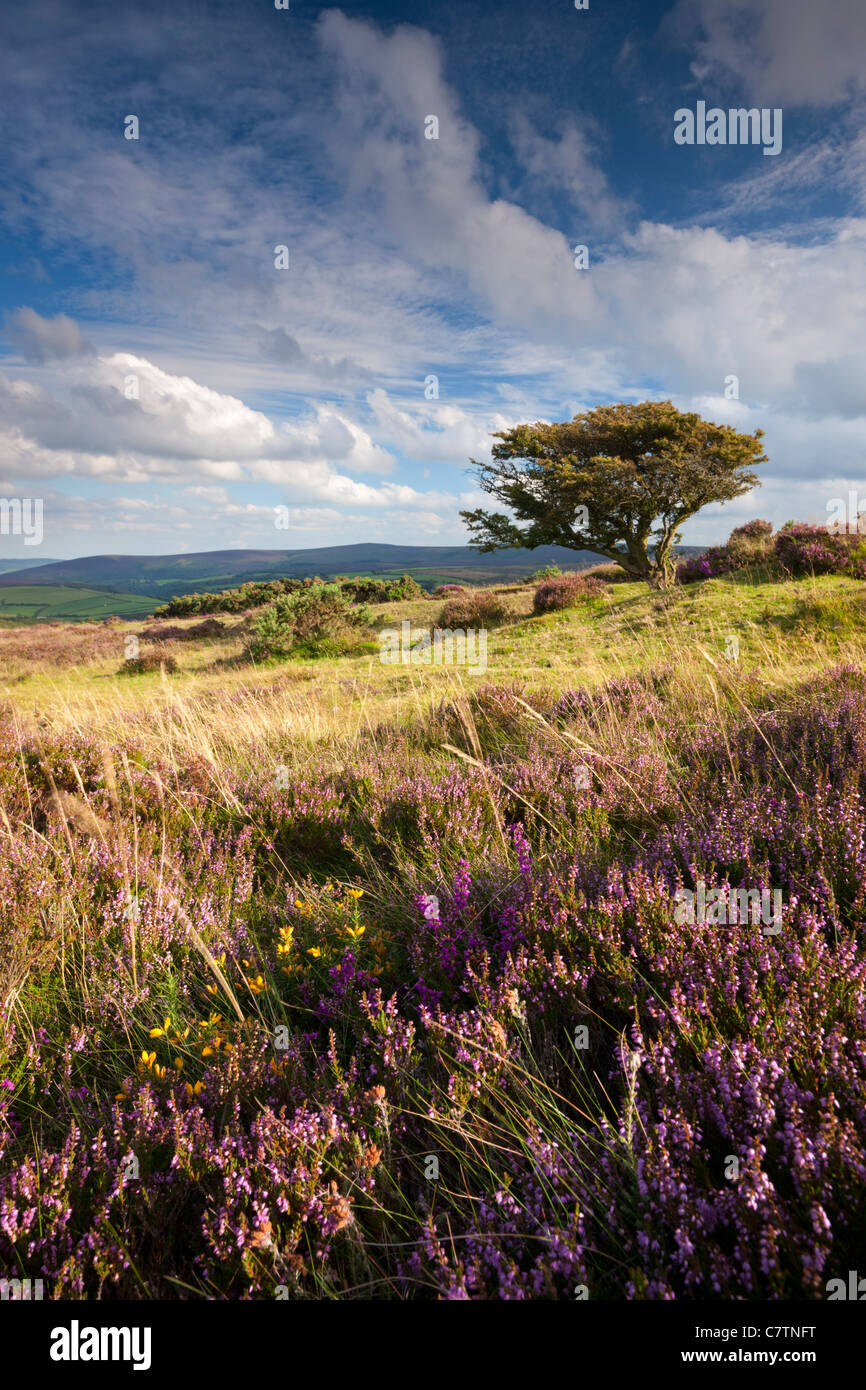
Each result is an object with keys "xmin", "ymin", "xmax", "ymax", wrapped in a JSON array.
[
  {"xmin": 3, "ymin": 567, "xmax": 865, "ymax": 755},
  {"xmin": 0, "ymin": 585, "xmax": 158, "ymax": 622}
]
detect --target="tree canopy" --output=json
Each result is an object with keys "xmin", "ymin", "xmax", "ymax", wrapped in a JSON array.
[{"xmin": 460, "ymin": 400, "xmax": 767, "ymax": 588}]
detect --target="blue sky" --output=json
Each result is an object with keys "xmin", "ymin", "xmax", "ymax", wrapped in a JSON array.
[{"xmin": 1, "ymin": 0, "xmax": 865, "ymax": 560}]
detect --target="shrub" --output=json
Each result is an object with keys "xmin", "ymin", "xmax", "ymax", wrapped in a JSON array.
[
  {"xmin": 725, "ymin": 519, "xmax": 775, "ymax": 567},
  {"xmin": 774, "ymin": 524, "xmax": 856, "ymax": 577},
  {"xmin": 730, "ymin": 519, "xmax": 774, "ymax": 541},
  {"xmin": 139, "ymin": 618, "xmax": 227, "ymax": 643},
  {"xmin": 119, "ymin": 651, "xmax": 178, "ymax": 675},
  {"xmin": 341, "ymin": 573, "xmax": 424, "ymax": 604},
  {"xmin": 677, "ymin": 520, "xmax": 775, "ymax": 584},
  {"xmin": 247, "ymin": 586, "xmax": 373, "ymax": 661},
  {"xmin": 438, "ymin": 589, "xmax": 507, "ymax": 630},
  {"xmin": 676, "ymin": 547, "xmax": 737, "ymax": 584},
  {"xmin": 532, "ymin": 572, "xmax": 605, "ymax": 614},
  {"xmin": 581, "ymin": 563, "xmax": 630, "ymax": 584},
  {"xmin": 154, "ymin": 578, "xmax": 309, "ymax": 619},
  {"xmin": 339, "ymin": 578, "xmax": 392, "ymax": 603},
  {"xmin": 524, "ymin": 564, "xmax": 562, "ymax": 585},
  {"xmin": 431, "ymin": 584, "xmax": 465, "ymax": 599},
  {"xmin": 679, "ymin": 518, "xmax": 866, "ymax": 584}
]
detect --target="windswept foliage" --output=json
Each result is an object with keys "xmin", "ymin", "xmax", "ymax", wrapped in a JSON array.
[{"xmin": 461, "ymin": 401, "xmax": 767, "ymax": 589}]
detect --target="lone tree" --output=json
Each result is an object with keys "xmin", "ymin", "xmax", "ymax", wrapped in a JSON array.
[{"xmin": 460, "ymin": 401, "xmax": 766, "ymax": 588}]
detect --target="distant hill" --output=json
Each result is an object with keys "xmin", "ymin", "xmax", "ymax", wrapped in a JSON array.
[
  {"xmin": 0, "ymin": 585, "xmax": 158, "ymax": 622},
  {"xmin": 0, "ymin": 557, "xmax": 61, "ymax": 575},
  {"xmin": 0, "ymin": 542, "xmax": 704, "ymax": 603}
]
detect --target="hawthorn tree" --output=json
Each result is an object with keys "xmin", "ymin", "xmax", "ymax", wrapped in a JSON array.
[{"xmin": 460, "ymin": 401, "xmax": 767, "ymax": 588}]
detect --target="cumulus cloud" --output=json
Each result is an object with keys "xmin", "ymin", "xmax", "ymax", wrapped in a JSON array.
[
  {"xmin": 365, "ymin": 388, "xmax": 512, "ymax": 463},
  {"xmin": 316, "ymin": 10, "xmax": 599, "ymax": 343},
  {"xmin": 0, "ymin": 343, "xmax": 491, "ymax": 535},
  {"xmin": 0, "ymin": 347, "xmax": 404, "ymax": 478}
]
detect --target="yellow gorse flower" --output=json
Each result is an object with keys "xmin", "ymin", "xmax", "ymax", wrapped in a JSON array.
[
  {"xmin": 148, "ymin": 1015, "xmax": 172, "ymax": 1038},
  {"xmin": 306, "ymin": 947, "xmax": 322, "ymax": 958}
]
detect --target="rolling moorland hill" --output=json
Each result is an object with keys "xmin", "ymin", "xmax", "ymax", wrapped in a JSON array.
[
  {"xmin": 0, "ymin": 557, "xmax": 61, "ymax": 575},
  {"xmin": 1, "ymin": 566, "xmax": 866, "ymax": 1299},
  {"xmin": 0, "ymin": 541, "xmax": 703, "ymax": 604}
]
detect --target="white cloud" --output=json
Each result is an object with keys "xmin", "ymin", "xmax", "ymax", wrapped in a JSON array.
[
  {"xmin": 0, "ymin": 8, "xmax": 865, "ymax": 554},
  {"xmin": 365, "ymin": 388, "xmax": 511, "ymax": 463},
  {"xmin": 508, "ymin": 113, "xmax": 628, "ymax": 231},
  {"xmin": 666, "ymin": 0, "xmax": 866, "ymax": 106},
  {"xmin": 4, "ymin": 307, "xmax": 95, "ymax": 363}
]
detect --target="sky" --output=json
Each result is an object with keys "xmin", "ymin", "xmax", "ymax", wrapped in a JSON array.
[{"xmin": 0, "ymin": 0, "xmax": 865, "ymax": 561}]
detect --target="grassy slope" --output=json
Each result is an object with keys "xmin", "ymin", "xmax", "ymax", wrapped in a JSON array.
[
  {"xmin": 3, "ymin": 567, "xmax": 866, "ymax": 1299},
  {"xmin": 2, "ymin": 570, "xmax": 863, "ymax": 761}
]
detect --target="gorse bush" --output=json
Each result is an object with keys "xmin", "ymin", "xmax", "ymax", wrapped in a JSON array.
[
  {"xmin": 154, "ymin": 573, "xmax": 425, "ymax": 619},
  {"xmin": 339, "ymin": 573, "xmax": 423, "ymax": 604},
  {"xmin": 438, "ymin": 589, "xmax": 508, "ymax": 630},
  {"xmin": 247, "ymin": 586, "xmax": 373, "ymax": 661},
  {"xmin": 532, "ymin": 572, "xmax": 605, "ymax": 614},
  {"xmin": 524, "ymin": 564, "xmax": 562, "ymax": 585},
  {"xmin": 155, "ymin": 577, "xmax": 311, "ymax": 618}
]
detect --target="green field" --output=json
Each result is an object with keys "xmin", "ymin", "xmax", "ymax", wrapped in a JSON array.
[{"xmin": 0, "ymin": 585, "xmax": 157, "ymax": 622}]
